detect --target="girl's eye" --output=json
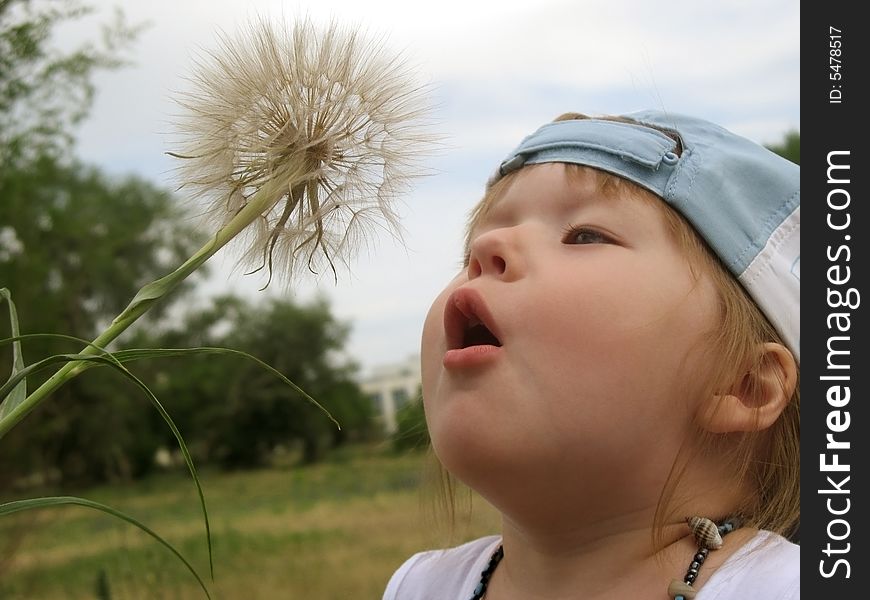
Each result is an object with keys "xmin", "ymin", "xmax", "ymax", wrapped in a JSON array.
[{"xmin": 562, "ymin": 226, "xmax": 613, "ymax": 245}]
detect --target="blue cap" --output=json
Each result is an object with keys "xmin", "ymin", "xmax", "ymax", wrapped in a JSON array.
[{"xmin": 488, "ymin": 111, "xmax": 800, "ymax": 360}]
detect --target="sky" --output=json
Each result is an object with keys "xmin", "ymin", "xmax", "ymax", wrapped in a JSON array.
[{"xmin": 56, "ymin": 0, "xmax": 800, "ymax": 376}]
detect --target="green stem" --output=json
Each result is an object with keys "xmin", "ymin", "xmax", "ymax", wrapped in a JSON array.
[{"xmin": 0, "ymin": 180, "xmax": 284, "ymax": 439}]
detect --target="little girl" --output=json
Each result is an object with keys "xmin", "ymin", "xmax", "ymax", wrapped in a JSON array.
[{"xmin": 383, "ymin": 110, "xmax": 799, "ymax": 599}]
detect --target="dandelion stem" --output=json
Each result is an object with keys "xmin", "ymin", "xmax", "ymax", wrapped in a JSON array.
[{"xmin": 0, "ymin": 178, "xmax": 285, "ymax": 439}]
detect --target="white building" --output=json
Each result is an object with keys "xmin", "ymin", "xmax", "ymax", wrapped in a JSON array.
[{"xmin": 360, "ymin": 354, "xmax": 421, "ymax": 434}]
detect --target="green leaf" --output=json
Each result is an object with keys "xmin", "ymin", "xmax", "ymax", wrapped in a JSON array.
[
  {"xmin": 0, "ymin": 288, "xmax": 27, "ymax": 421},
  {"xmin": 122, "ymin": 235, "xmax": 219, "ymax": 311},
  {"xmin": 0, "ymin": 352, "xmax": 115, "ymax": 400},
  {"xmin": 0, "ymin": 342, "xmax": 214, "ymax": 580},
  {"xmin": 0, "ymin": 334, "xmax": 338, "ymax": 429},
  {"xmin": 0, "ymin": 496, "xmax": 211, "ymax": 599},
  {"xmin": 111, "ymin": 346, "xmax": 339, "ymax": 429}
]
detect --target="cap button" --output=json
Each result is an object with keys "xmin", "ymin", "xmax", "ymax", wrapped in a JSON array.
[
  {"xmin": 662, "ymin": 151, "xmax": 680, "ymax": 165},
  {"xmin": 500, "ymin": 154, "xmax": 526, "ymax": 175}
]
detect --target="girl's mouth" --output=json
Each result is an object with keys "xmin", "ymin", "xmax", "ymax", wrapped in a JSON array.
[
  {"xmin": 443, "ymin": 288, "xmax": 503, "ymax": 368},
  {"xmin": 462, "ymin": 318, "xmax": 502, "ymax": 348}
]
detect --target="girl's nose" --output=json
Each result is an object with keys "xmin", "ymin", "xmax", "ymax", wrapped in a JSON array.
[{"xmin": 466, "ymin": 227, "xmax": 523, "ymax": 281}]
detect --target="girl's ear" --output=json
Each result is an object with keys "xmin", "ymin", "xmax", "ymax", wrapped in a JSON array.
[{"xmin": 698, "ymin": 342, "xmax": 797, "ymax": 434}]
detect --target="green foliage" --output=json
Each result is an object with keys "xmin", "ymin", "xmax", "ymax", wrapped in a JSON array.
[
  {"xmin": 0, "ymin": 156, "xmax": 206, "ymax": 333},
  {"xmin": 766, "ymin": 130, "xmax": 800, "ymax": 165},
  {"xmin": 131, "ymin": 295, "xmax": 375, "ymax": 470},
  {"xmin": 0, "ymin": 289, "xmax": 25, "ymax": 422},
  {"xmin": 0, "ymin": 3, "xmax": 175, "ymax": 482},
  {"xmin": 0, "ymin": 155, "xmax": 207, "ymax": 487},
  {"xmin": 0, "ymin": 0, "xmax": 142, "ymax": 166}
]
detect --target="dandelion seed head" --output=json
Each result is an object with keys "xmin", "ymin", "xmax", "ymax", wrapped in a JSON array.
[{"xmin": 169, "ymin": 17, "xmax": 437, "ymax": 287}]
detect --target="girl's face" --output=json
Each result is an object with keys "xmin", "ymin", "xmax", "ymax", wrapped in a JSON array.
[{"xmin": 421, "ymin": 164, "xmax": 723, "ymax": 519}]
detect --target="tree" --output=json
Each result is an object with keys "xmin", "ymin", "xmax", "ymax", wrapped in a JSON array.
[
  {"xmin": 0, "ymin": 157, "xmax": 207, "ymax": 486},
  {"xmin": 1, "ymin": 0, "xmax": 141, "ymax": 167},
  {"xmin": 766, "ymin": 130, "xmax": 799, "ymax": 165},
  {"xmin": 0, "ymin": 1, "xmax": 205, "ymax": 487},
  {"xmin": 226, "ymin": 297, "xmax": 372, "ymax": 464},
  {"xmin": 133, "ymin": 295, "xmax": 374, "ymax": 469}
]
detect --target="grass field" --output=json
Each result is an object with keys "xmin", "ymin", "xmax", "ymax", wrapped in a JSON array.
[{"xmin": 0, "ymin": 445, "xmax": 501, "ymax": 599}]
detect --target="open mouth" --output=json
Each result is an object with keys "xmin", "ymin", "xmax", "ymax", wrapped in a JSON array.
[
  {"xmin": 462, "ymin": 317, "xmax": 502, "ymax": 348},
  {"xmin": 445, "ymin": 288, "xmax": 503, "ymax": 351}
]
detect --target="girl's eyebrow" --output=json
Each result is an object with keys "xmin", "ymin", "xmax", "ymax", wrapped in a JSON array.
[
  {"xmin": 470, "ymin": 187, "xmax": 609, "ymax": 235},
  {"xmin": 466, "ymin": 168, "xmax": 641, "ymax": 248}
]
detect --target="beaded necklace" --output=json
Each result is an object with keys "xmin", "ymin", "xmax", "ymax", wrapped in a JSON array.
[{"xmin": 468, "ymin": 516, "xmax": 741, "ymax": 600}]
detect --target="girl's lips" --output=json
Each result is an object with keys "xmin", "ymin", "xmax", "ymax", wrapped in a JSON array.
[
  {"xmin": 443, "ymin": 344, "xmax": 503, "ymax": 369},
  {"xmin": 442, "ymin": 287, "xmax": 503, "ymax": 369}
]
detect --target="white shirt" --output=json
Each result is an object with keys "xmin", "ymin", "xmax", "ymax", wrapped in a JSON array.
[{"xmin": 383, "ymin": 530, "xmax": 799, "ymax": 599}]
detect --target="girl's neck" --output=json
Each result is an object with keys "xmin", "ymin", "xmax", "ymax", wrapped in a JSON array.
[
  {"xmin": 487, "ymin": 513, "xmax": 756, "ymax": 600},
  {"xmin": 467, "ymin": 438, "xmax": 758, "ymax": 598}
]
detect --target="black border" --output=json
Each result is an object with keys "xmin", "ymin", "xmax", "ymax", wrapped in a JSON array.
[{"xmin": 802, "ymin": 4, "xmax": 866, "ymax": 594}]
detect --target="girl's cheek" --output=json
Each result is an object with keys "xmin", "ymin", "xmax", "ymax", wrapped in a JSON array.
[
  {"xmin": 421, "ymin": 302, "xmax": 439, "ymax": 348},
  {"xmin": 421, "ymin": 276, "xmax": 464, "ymax": 367},
  {"xmin": 421, "ymin": 289, "xmax": 446, "ymax": 352}
]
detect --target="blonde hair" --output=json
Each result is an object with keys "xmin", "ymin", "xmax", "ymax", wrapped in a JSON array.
[
  {"xmin": 653, "ymin": 199, "xmax": 800, "ymax": 539},
  {"xmin": 432, "ymin": 113, "xmax": 800, "ymax": 542}
]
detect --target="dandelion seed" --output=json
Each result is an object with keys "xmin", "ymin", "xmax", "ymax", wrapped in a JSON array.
[{"xmin": 169, "ymin": 17, "xmax": 436, "ymax": 288}]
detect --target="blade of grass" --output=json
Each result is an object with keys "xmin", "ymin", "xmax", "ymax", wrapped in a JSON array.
[
  {"xmin": 0, "ymin": 333, "xmax": 344, "ymax": 579},
  {"xmin": 1, "ymin": 335, "xmax": 339, "ymax": 429},
  {"xmin": 0, "ymin": 289, "xmax": 27, "ymax": 421},
  {"xmin": 0, "ymin": 347, "xmax": 214, "ymax": 579},
  {"xmin": 0, "ymin": 496, "xmax": 211, "ymax": 599},
  {"xmin": 0, "ymin": 353, "xmax": 100, "ymax": 400},
  {"xmin": 111, "ymin": 346, "xmax": 339, "ymax": 429}
]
